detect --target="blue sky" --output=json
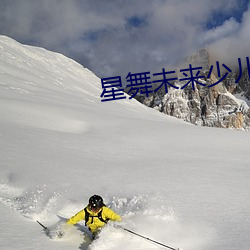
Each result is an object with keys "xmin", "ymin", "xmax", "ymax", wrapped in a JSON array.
[
  {"xmin": 0, "ymin": 0, "xmax": 249, "ymax": 78},
  {"xmin": 206, "ymin": 0, "xmax": 249, "ymax": 29}
]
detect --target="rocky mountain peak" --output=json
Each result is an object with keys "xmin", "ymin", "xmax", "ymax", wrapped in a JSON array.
[
  {"xmin": 185, "ymin": 48, "xmax": 210, "ymax": 70},
  {"xmin": 129, "ymin": 49, "xmax": 250, "ymax": 130}
]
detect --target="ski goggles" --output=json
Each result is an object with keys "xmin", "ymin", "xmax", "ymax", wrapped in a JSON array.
[{"xmin": 89, "ymin": 205, "xmax": 101, "ymax": 212}]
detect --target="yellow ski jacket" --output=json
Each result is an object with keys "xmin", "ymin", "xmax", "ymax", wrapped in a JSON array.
[{"xmin": 67, "ymin": 206, "xmax": 121, "ymax": 233}]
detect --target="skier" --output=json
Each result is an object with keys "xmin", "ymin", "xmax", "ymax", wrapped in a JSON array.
[{"xmin": 66, "ymin": 194, "xmax": 122, "ymax": 239}]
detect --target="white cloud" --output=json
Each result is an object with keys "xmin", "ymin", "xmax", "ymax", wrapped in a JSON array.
[
  {"xmin": 208, "ymin": 3, "xmax": 250, "ymax": 69},
  {"xmin": 0, "ymin": 0, "xmax": 248, "ymax": 77},
  {"xmin": 201, "ymin": 18, "xmax": 240, "ymax": 45}
]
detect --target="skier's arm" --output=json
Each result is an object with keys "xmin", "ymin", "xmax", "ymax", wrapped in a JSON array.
[
  {"xmin": 104, "ymin": 207, "xmax": 122, "ymax": 222},
  {"xmin": 67, "ymin": 209, "xmax": 85, "ymax": 225}
]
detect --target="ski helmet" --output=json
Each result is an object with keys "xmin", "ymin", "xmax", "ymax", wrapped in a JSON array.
[{"xmin": 89, "ymin": 195, "xmax": 104, "ymax": 210}]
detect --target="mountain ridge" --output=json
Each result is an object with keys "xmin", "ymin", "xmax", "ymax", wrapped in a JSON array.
[{"xmin": 129, "ymin": 48, "xmax": 250, "ymax": 130}]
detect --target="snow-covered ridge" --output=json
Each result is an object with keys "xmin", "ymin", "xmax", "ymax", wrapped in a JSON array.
[
  {"xmin": 0, "ymin": 35, "xmax": 108, "ymax": 109},
  {"xmin": 0, "ymin": 35, "xmax": 100, "ymax": 95},
  {"xmin": 0, "ymin": 36, "xmax": 172, "ymax": 133}
]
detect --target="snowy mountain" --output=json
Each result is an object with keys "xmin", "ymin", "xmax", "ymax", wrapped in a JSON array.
[
  {"xmin": 0, "ymin": 36, "xmax": 250, "ymax": 250},
  {"xmin": 134, "ymin": 49, "xmax": 250, "ymax": 130}
]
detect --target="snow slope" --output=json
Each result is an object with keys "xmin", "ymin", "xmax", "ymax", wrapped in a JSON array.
[{"xmin": 0, "ymin": 36, "xmax": 249, "ymax": 250}]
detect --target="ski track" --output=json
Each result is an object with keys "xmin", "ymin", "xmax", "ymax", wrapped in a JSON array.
[{"xmin": 0, "ymin": 180, "xmax": 212, "ymax": 250}]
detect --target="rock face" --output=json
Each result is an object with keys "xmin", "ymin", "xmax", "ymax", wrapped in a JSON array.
[{"xmin": 130, "ymin": 49, "xmax": 250, "ymax": 130}]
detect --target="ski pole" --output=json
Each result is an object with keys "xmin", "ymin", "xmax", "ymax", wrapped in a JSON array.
[
  {"xmin": 37, "ymin": 220, "xmax": 48, "ymax": 231},
  {"xmin": 122, "ymin": 227, "xmax": 180, "ymax": 250}
]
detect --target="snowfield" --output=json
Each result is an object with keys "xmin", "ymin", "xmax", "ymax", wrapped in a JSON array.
[{"xmin": 0, "ymin": 36, "xmax": 249, "ymax": 250}]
